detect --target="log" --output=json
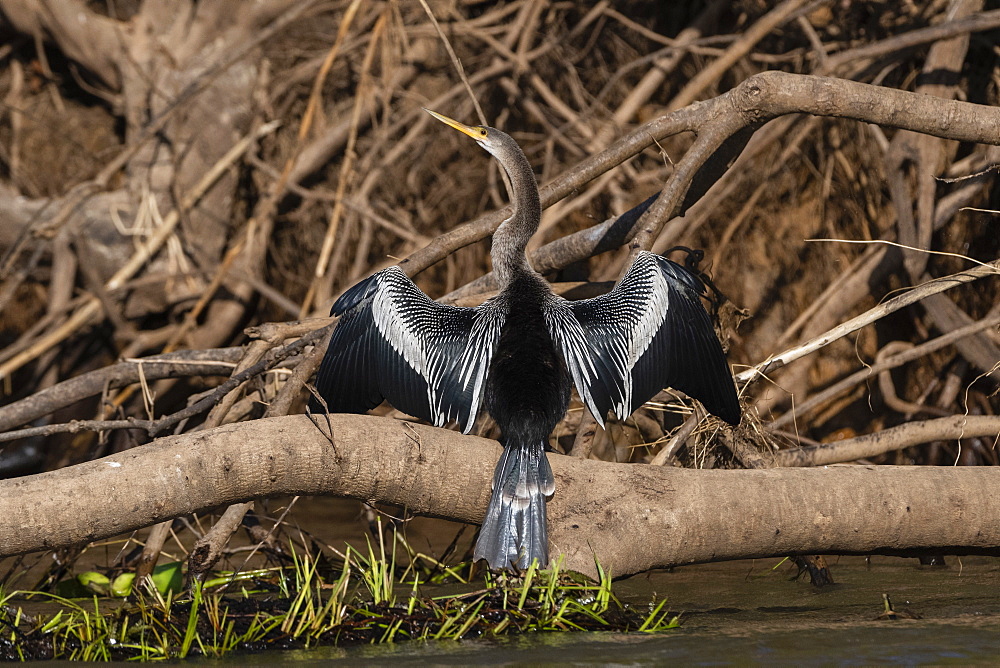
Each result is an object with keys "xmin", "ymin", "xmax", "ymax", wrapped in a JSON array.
[{"xmin": 3, "ymin": 414, "xmax": 998, "ymax": 577}]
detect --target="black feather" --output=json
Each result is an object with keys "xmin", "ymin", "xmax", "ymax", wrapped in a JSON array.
[
  {"xmin": 311, "ymin": 267, "xmax": 496, "ymax": 431},
  {"xmin": 562, "ymin": 251, "xmax": 740, "ymax": 426},
  {"xmin": 478, "ymin": 274, "xmax": 569, "ymax": 568}
]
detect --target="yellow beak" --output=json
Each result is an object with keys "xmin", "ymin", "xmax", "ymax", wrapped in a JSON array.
[{"xmin": 424, "ymin": 108, "xmax": 486, "ymax": 142}]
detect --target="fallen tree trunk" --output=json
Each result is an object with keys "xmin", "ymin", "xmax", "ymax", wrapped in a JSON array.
[{"xmin": 3, "ymin": 414, "xmax": 998, "ymax": 577}]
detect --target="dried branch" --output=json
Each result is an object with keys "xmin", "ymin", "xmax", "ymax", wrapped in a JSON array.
[
  {"xmin": 0, "ymin": 0, "xmax": 122, "ymax": 89},
  {"xmin": 666, "ymin": 0, "xmax": 817, "ymax": 111},
  {"xmin": 821, "ymin": 8, "xmax": 1000, "ymax": 74},
  {"xmin": 773, "ymin": 415, "xmax": 1000, "ymax": 467},
  {"xmin": 740, "ymin": 258, "xmax": 1000, "ymax": 386},
  {"xmin": 0, "ymin": 121, "xmax": 281, "ymax": 383},
  {"xmin": 770, "ymin": 313, "xmax": 1000, "ymax": 429},
  {"xmin": 0, "ymin": 323, "xmax": 331, "ymax": 443},
  {"xmin": 0, "ymin": 348, "xmax": 243, "ymax": 433},
  {"xmin": 3, "ymin": 414, "xmax": 999, "ymax": 578}
]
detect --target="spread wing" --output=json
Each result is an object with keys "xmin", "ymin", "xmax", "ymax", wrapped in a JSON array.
[
  {"xmin": 312, "ymin": 266, "xmax": 503, "ymax": 433},
  {"xmin": 546, "ymin": 251, "xmax": 740, "ymax": 426}
]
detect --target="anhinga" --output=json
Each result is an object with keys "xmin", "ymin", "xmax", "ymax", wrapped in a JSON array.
[{"xmin": 313, "ymin": 109, "xmax": 741, "ymax": 570}]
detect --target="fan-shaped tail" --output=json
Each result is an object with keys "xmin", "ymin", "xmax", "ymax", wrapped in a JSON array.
[{"xmin": 474, "ymin": 441, "xmax": 554, "ymax": 570}]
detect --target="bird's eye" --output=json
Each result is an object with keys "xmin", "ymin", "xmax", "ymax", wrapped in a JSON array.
[{"xmin": 479, "ymin": 129, "xmax": 487, "ymax": 136}]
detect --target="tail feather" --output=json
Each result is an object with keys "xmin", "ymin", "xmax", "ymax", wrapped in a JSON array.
[{"xmin": 475, "ymin": 441, "xmax": 554, "ymax": 569}]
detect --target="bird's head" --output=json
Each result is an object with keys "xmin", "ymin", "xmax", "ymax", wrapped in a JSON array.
[{"xmin": 424, "ymin": 108, "xmax": 508, "ymax": 159}]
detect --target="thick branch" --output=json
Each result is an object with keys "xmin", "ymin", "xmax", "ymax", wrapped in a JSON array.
[
  {"xmin": 627, "ymin": 70, "xmax": 1000, "ymax": 253},
  {"xmin": 3, "ymin": 415, "xmax": 998, "ymax": 577},
  {"xmin": 405, "ymin": 71, "xmax": 1000, "ymax": 284},
  {"xmin": 737, "ymin": 71, "xmax": 1000, "ymax": 141},
  {"xmin": 0, "ymin": 0, "xmax": 123, "ymax": 89}
]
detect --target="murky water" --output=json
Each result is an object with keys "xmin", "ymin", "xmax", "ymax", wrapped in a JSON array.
[
  {"xmin": 220, "ymin": 625, "xmax": 997, "ymax": 666},
  {"xmin": 210, "ymin": 553, "xmax": 1000, "ymax": 665}
]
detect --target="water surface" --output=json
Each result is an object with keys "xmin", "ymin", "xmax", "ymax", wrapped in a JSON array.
[{"xmin": 214, "ymin": 555, "xmax": 1000, "ymax": 665}]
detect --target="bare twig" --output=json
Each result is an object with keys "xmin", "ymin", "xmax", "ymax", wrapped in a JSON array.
[
  {"xmin": 666, "ymin": 0, "xmax": 821, "ymax": 111},
  {"xmin": 0, "ymin": 323, "xmax": 332, "ymax": 443},
  {"xmin": 0, "ymin": 348, "xmax": 243, "ymax": 432},
  {"xmin": 416, "ymin": 0, "xmax": 486, "ymax": 124},
  {"xmin": 773, "ymin": 415, "xmax": 1000, "ymax": 467},
  {"xmin": 741, "ymin": 259, "xmax": 1000, "ymax": 386}
]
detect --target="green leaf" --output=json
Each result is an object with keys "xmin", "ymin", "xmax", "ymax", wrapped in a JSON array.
[
  {"xmin": 111, "ymin": 573, "xmax": 135, "ymax": 597},
  {"xmin": 151, "ymin": 561, "xmax": 184, "ymax": 595},
  {"xmin": 76, "ymin": 572, "xmax": 110, "ymax": 596}
]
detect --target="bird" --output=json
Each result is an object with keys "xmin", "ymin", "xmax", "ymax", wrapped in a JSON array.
[{"xmin": 312, "ymin": 109, "xmax": 741, "ymax": 570}]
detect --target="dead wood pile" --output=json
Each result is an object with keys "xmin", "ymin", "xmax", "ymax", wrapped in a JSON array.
[{"xmin": 0, "ymin": 0, "xmax": 997, "ymax": 580}]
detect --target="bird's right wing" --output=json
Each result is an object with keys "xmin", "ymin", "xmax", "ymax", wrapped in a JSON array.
[
  {"xmin": 312, "ymin": 266, "xmax": 503, "ymax": 433},
  {"xmin": 546, "ymin": 251, "xmax": 740, "ymax": 426}
]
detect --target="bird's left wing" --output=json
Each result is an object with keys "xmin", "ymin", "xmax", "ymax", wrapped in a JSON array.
[
  {"xmin": 312, "ymin": 266, "xmax": 502, "ymax": 433},
  {"xmin": 546, "ymin": 251, "xmax": 740, "ymax": 426}
]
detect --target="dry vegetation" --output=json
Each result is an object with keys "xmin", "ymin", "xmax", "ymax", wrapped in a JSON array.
[{"xmin": 0, "ymin": 0, "xmax": 999, "ymax": 589}]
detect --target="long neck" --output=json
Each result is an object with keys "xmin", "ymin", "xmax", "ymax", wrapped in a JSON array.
[{"xmin": 491, "ymin": 144, "xmax": 541, "ymax": 289}]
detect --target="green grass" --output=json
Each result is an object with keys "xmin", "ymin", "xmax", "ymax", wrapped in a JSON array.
[{"xmin": 0, "ymin": 528, "xmax": 679, "ymax": 661}]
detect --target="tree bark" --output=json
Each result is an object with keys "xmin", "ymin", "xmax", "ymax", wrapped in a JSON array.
[{"xmin": 3, "ymin": 414, "xmax": 997, "ymax": 578}]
